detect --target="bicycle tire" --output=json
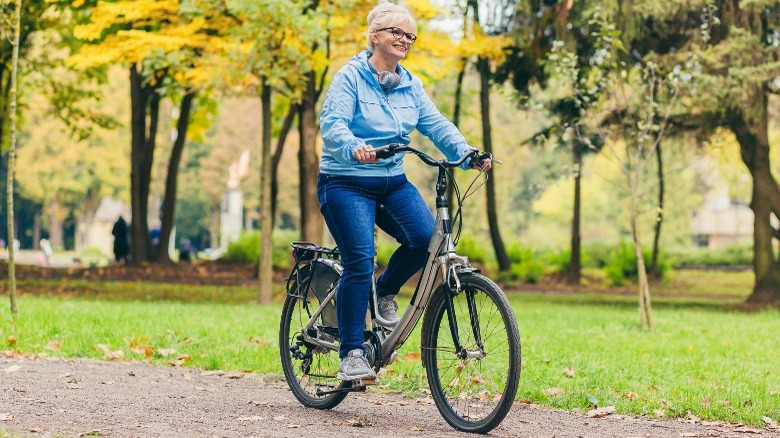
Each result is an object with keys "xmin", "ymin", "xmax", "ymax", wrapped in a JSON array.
[
  {"xmin": 279, "ymin": 286, "xmax": 349, "ymax": 409},
  {"xmin": 421, "ymin": 273, "xmax": 521, "ymax": 433}
]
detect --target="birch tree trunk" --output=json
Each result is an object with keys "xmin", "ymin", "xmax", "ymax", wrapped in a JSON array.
[
  {"xmin": 258, "ymin": 78, "xmax": 273, "ymax": 304},
  {"xmin": 5, "ymin": 0, "xmax": 21, "ymax": 314}
]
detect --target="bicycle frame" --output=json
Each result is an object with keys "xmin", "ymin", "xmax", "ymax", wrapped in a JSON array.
[{"xmin": 298, "ymin": 147, "xmax": 482, "ymax": 369}]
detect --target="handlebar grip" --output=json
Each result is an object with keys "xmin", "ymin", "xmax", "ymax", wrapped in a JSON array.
[{"xmin": 372, "ymin": 144, "xmax": 397, "ymax": 159}]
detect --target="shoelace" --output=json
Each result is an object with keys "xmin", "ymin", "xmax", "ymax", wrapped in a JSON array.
[
  {"xmin": 345, "ymin": 356, "xmax": 368, "ymax": 369},
  {"xmin": 379, "ymin": 299, "xmax": 398, "ymax": 314}
]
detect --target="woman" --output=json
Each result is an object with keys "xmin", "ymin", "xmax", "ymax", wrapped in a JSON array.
[{"xmin": 319, "ymin": 0, "xmax": 491, "ymax": 381}]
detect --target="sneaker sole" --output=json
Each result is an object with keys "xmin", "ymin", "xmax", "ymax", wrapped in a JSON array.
[{"xmin": 337, "ymin": 371, "xmax": 377, "ymax": 381}]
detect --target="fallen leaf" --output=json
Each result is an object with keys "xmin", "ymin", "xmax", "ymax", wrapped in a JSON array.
[
  {"xmin": 542, "ymin": 387, "xmax": 563, "ymax": 397},
  {"xmin": 168, "ymin": 355, "xmax": 191, "ymax": 367},
  {"xmin": 273, "ymin": 415, "xmax": 288, "ymax": 421},
  {"xmin": 7, "ymin": 336, "xmax": 16, "ymax": 345},
  {"xmin": 564, "ymin": 367, "xmax": 575, "ymax": 378},
  {"xmin": 347, "ymin": 416, "xmax": 372, "ymax": 427},
  {"xmin": 763, "ymin": 416, "xmax": 778, "ymax": 428},
  {"xmin": 103, "ymin": 350, "xmax": 124, "ymax": 361},
  {"xmin": 242, "ymin": 338, "xmax": 270, "ymax": 347},
  {"xmin": 398, "ymin": 401, "xmax": 411, "ymax": 406},
  {"xmin": 95, "ymin": 344, "xmax": 110, "ymax": 353},
  {"xmin": 684, "ymin": 413, "xmax": 701, "ymax": 424},
  {"xmin": 3, "ymin": 365, "xmax": 21, "ymax": 374},
  {"xmin": 623, "ymin": 391, "xmax": 638, "ymax": 399},
  {"xmin": 585, "ymin": 406, "xmax": 616, "ymax": 418},
  {"xmin": 236, "ymin": 416, "xmax": 265, "ymax": 422},
  {"xmin": 409, "ymin": 425, "xmax": 425, "ymax": 431},
  {"xmin": 44, "ymin": 341, "xmax": 61, "ymax": 351},
  {"xmin": 156, "ymin": 348, "xmax": 176, "ymax": 357},
  {"xmin": 653, "ymin": 409, "xmax": 665, "ymax": 417},
  {"xmin": 0, "ymin": 413, "xmax": 13, "ymax": 421},
  {"xmin": 404, "ymin": 351, "xmax": 421, "ymax": 362}
]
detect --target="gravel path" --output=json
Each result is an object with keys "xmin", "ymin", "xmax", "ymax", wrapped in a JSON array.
[{"xmin": 0, "ymin": 357, "xmax": 777, "ymax": 438}]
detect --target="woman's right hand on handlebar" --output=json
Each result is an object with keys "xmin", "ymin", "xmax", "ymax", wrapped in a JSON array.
[{"xmin": 353, "ymin": 145, "xmax": 378, "ymax": 164}]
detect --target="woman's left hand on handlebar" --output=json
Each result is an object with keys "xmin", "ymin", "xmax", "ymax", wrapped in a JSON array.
[{"xmin": 474, "ymin": 157, "xmax": 492, "ymax": 172}]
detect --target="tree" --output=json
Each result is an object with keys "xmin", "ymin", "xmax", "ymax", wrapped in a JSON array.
[
  {"xmin": 3, "ymin": 0, "xmax": 21, "ymax": 314},
  {"xmin": 547, "ymin": 8, "xmax": 689, "ymax": 329},
  {"xmin": 70, "ymin": 0, "xmax": 229, "ymax": 263},
  {"xmin": 461, "ymin": 0, "xmax": 514, "ymax": 271},
  {"xmin": 634, "ymin": 0, "xmax": 780, "ymax": 305},
  {"xmin": 226, "ymin": 0, "xmax": 324, "ymax": 303}
]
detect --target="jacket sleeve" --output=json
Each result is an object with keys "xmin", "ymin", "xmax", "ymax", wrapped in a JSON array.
[
  {"xmin": 414, "ymin": 77, "xmax": 476, "ymax": 170},
  {"xmin": 320, "ymin": 68, "xmax": 365, "ymax": 165}
]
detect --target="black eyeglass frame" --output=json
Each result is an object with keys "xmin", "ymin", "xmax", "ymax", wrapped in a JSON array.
[{"xmin": 376, "ymin": 27, "xmax": 417, "ymax": 44}]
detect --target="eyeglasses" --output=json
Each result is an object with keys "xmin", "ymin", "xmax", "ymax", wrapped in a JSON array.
[{"xmin": 376, "ymin": 27, "xmax": 417, "ymax": 44}]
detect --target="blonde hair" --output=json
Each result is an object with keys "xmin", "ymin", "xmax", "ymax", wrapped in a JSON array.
[{"xmin": 366, "ymin": 0, "xmax": 417, "ymax": 51}]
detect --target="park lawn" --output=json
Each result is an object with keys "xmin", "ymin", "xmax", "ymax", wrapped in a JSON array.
[{"xmin": 1, "ymin": 277, "xmax": 778, "ymax": 426}]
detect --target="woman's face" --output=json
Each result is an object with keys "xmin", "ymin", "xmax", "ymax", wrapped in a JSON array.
[{"xmin": 372, "ymin": 20, "xmax": 417, "ymax": 62}]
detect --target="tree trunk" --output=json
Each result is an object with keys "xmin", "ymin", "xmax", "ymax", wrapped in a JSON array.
[
  {"xmin": 298, "ymin": 73, "xmax": 323, "ymax": 242},
  {"xmin": 447, "ymin": 58, "xmax": 468, "ymax": 209},
  {"xmin": 729, "ymin": 89, "xmax": 780, "ymax": 305},
  {"xmin": 32, "ymin": 205, "xmax": 41, "ymax": 250},
  {"xmin": 129, "ymin": 65, "xmax": 149, "ymax": 264},
  {"xmin": 129, "ymin": 65, "xmax": 162, "ymax": 264},
  {"xmin": 49, "ymin": 197, "xmax": 63, "ymax": 249},
  {"xmin": 629, "ymin": 198, "xmax": 654, "ymax": 331},
  {"xmin": 567, "ymin": 144, "xmax": 582, "ymax": 285},
  {"xmin": 649, "ymin": 141, "xmax": 664, "ymax": 278},
  {"xmin": 258, "ymin": 78, "xmax": 273, "ymax": 304},
  {"xmin": 477, "ymin": 56, "xmax": 510, "ymax": 271},
  {"xmin": 210, "ymin": 208, "xmax": 219, "ymax": 250},
  {"xmin": 5, "ymin": 0, "xmax": 20, "ymax": 315},
  {"xmin": 271, "ymin": 102, "xmax": 298, "ymax": 229},
  {"xmin": 159, "ymin": 91, "xmax": 195, "ymax": 264}
]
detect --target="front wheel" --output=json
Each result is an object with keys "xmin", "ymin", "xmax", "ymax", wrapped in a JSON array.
[{"xmin": 421, "ymin": 273, "xmax": 521, "ymax": 433}]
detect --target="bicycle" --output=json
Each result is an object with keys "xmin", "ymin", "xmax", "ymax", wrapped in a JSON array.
[{"xmin": 279, "ymin": 145, "xmax": 521, "ymax": 434}]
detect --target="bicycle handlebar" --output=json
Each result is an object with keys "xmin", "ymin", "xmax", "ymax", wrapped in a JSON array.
[{"xmin": 372, "ymin": 143, "xmax": 494, "ymax": 168}]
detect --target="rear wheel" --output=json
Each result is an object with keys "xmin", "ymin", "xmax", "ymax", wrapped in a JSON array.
[
  {"xmin": 421, "ymin": 273, "xmax": 521, "ymax": 433},
  {"xmin": 279, "ymin": 286, "xmax": 348, "ymax": 409}
]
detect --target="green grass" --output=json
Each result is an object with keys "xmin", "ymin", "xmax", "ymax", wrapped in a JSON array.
[{"xmin": 1, "ymin": 276, "xmax": 778, "ymax": 426}]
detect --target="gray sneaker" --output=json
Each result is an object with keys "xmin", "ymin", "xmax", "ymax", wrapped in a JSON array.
[
  {"xmin": 337, "ymin": 349, "xmax": 376, "ymax": 381},
  {"xmin": 377, "ymin": 295, "xmax": 400, "ymax": 326}
]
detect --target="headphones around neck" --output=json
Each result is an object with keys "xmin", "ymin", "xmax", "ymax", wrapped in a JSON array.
[{"xmin": 367, "ymin": 56, "xmax": 401, "ymax": 91}]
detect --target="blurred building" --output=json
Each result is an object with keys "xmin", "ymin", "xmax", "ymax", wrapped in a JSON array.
[
  {"xmin": 690, "ymin": 187, "xmax": 753, "ymax": 248},
  {"xmin": 76, "ymin": 197, "xmax": 131, "ymax": 256}
]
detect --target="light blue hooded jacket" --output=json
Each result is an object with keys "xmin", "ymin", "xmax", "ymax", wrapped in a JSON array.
[{"xmin": 319, "ymin": 50, "xmax": 475, "ymax": 176}]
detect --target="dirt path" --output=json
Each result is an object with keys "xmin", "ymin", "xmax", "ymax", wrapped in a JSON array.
[{"xmin": 1, "ymin": 358, "xmax": 777, "ymax": 438}]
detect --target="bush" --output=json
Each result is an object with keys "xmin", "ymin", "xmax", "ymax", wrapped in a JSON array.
[
  {"xmin": 376, "ymin": 240, "xmax": 396, "ymax": 268},
  {"xmin": 603, "ymin": 241, "xmax": 670, "ymax": 286},
  {"xmin": 511, "ymin": 258, "xmax": 546, "ymax": 284},
  {"xmin": 506, "ymin": 242, "xmax": 534, "ymax": 265},
  {"xmin": 455, "ymin": 235, "xmax": 491, "ymax": 265},
  {"xmin": 221, "ymin": 230, "xmax": 297, "ymax": 269},
  {"xmin": 667, "ymin": 244, "xmax": 752, "ymax": 267}
]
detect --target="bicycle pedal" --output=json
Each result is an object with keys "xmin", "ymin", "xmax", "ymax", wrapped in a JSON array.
[{"xmin": 358, "ymin": 377, "xmax": 378, "ymax": 386}]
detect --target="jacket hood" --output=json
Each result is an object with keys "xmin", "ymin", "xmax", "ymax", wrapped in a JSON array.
[{"xmin": 347, "ymin": 50, "xmax": 414, "ymax": 90}]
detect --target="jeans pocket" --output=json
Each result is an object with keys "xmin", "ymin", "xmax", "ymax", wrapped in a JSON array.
[{"xmin": 317, "ymin": 174, "xmax": 328, "ymax": 208}]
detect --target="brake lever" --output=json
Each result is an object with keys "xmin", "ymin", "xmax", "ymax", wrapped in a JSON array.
[{"xmin": 372, "ymin": 145, "xmax": 395, "ymax": 159}]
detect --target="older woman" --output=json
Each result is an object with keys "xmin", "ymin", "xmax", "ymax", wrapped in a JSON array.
[{"xmin": 318, "ymin": 0, "xmax": 490, "ymax": 381}]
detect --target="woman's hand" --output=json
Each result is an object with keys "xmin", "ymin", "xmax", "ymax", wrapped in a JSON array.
[
  {"xmin": 353, "ymin": 145, "xmax": 378, "ymax": 164},
  {"xmin": 473, "ymin": 157, "xmax": 492, "ymax": 172}
]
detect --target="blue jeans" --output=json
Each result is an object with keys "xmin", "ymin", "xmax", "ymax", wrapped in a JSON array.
[{"xmin": 317, "ymin": 173, "xmax": 434, "ymax": 358}]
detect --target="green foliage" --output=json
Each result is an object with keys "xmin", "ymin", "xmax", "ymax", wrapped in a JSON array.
[
  {"xmin": 510, "ymin": 258, "xmax": 546, "ymax": 284},
  {"xmin": 603, "ymin": 241, "xmax": 670, "ymax": 286},
  {"xmin": 376, "ymin": 239, "xmax": 396, "ymax": 269},
  {"xmin": 221, "ymin": 230, "xmax": 296, "ymax": 269},
  {"xmin": 456, "ymin": 234, "xmax": 491, "ymax": 265},
  {"xmin": 668, "ymin": 245, "xmax": 753, "ymax": 268}
]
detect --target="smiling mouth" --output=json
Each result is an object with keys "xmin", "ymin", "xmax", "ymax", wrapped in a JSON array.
[{"xmin": 393, "ymin": 44, "xmax": 409, "ymax": 52}]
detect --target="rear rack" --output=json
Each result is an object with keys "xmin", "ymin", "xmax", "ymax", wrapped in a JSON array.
[{"xmin": 290, "ymin": 241, "xmax": 340, "ymax": 262}]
